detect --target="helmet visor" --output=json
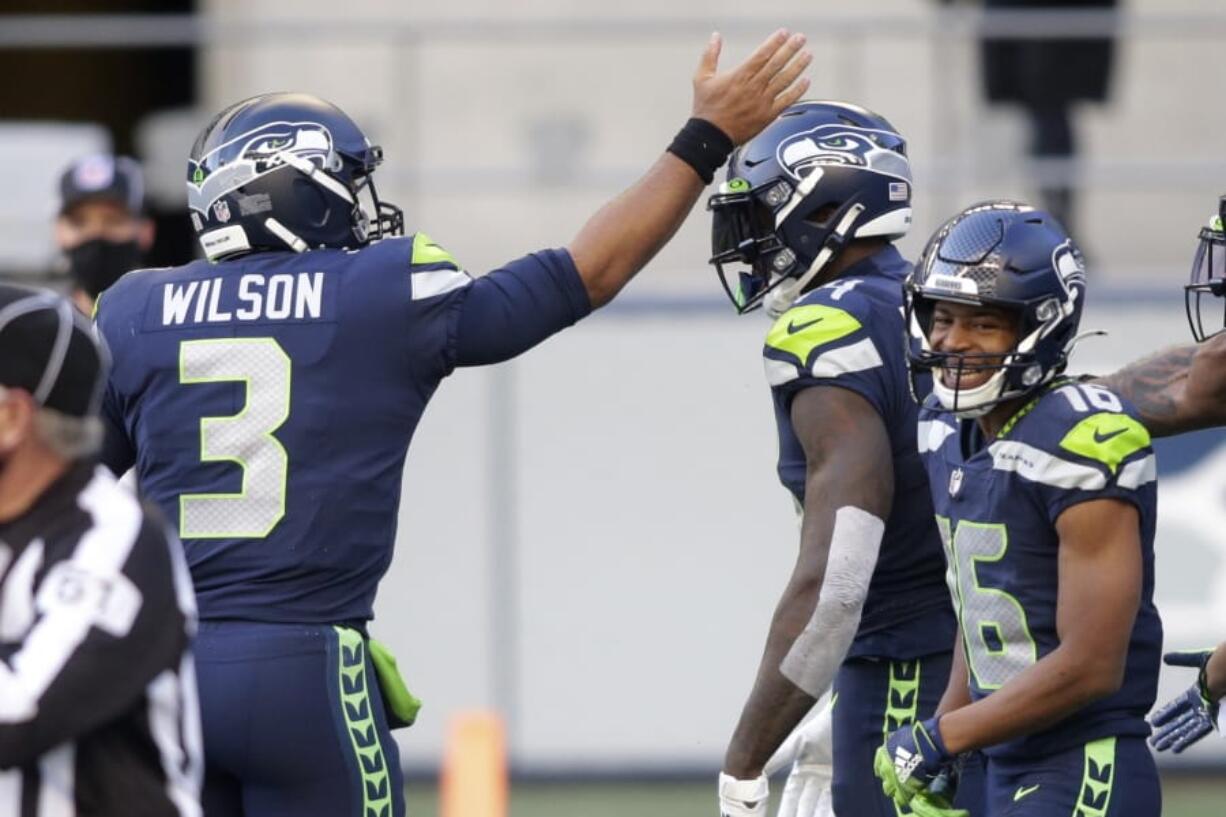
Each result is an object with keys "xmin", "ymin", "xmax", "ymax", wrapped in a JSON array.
[{"xmin": 1186, "ymin": 222, "xmax": 1226, "ymax": 342}]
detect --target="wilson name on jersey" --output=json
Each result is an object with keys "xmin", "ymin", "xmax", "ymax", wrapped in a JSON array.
[
  {"xmin": 918, "ymin": 379, "xmax": 1162, "ymax": 758},
  {"xmin": 764, "ymin": 245, "xmax": 955, "ymax": 660}
]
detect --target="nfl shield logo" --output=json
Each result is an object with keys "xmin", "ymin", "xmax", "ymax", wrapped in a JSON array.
[
  {"xmin": 948, "ymin": 467, "xmax": 964, "ymax": 498},
  {"xmin": 213, "ymin": 200, "xmax": 231, "ymax": 223}
]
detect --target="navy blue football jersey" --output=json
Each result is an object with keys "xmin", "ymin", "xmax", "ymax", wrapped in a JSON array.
[
  {"xmin": 917, "ymin": 379, "xmax": 1162, "ymax": 759},
  {"xmin": 95, "ymin": 234, "xmax": 589, "ymax": 623},
  {"xmin": 764, "ymin": 245, "xmax": 956, "ymax": 660}
]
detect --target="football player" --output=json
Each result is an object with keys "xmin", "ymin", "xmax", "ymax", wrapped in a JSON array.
[
  {"xmin": 878, "ymin": 201, "xmax": 1162, "ymax": 816},
  {"xmin": 710, "ymin": 101, "xmax": 981, "ymax": 817},
  {"xmin": 93, "ymin": 31, "xmax": 811, "ymax": 817},
  {"xmin": 1102, "ymin": 201, "xmax": 1226, "ymax": 754}
]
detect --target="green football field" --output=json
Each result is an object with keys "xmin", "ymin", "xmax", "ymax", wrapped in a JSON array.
[{"xmin": 404, "ymin": 775, "xmax": 1226, "ymax": 817}]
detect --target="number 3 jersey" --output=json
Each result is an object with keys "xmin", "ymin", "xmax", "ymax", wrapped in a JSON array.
[
  {"xmin": 917, "ymin": 380, "xmax": 1163, "ymax": 759},
  {"xmin": 765, "ymin": 245, "xmax": 956, "ymax": 660},
  {"xmin": 94, "ymin": 234, "xmax": 590, "ymax": 624}
]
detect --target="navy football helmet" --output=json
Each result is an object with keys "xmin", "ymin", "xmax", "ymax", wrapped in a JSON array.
[
  {"xmin": 707, "ymin": 100, "xmax": 913, "ymax": 315},
  {"xmin": 905, "ymin": 201, "xmax": 1089, "ymax": 418},
  {"xmin": 187, "ymin": 92, "xmax": 403, "ymax": 261},
  {"xmin": 1185, "ymin": 196, "xmax": 1226, "ymax": 341}
]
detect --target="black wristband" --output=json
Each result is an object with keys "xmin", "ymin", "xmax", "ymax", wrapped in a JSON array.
[{"xmin": 667, "ymin": 118, "xmax": 735, "ymax": 184}]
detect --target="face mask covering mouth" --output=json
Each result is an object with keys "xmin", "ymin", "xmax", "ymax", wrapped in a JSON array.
[{"xmin": 66, "ymin": 237, "xmax": 143, "ymax": 299}]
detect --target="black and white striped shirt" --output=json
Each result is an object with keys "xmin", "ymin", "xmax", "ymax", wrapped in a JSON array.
[{"xmin": 0, "ymin": 464, "xmax": 202, "ymax": 817}]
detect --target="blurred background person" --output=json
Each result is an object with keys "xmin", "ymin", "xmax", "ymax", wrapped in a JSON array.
[
  {"xmin": 978, "ymin": 0, "xmax": 1119, "ymax": 238},
  {"xmin": 54, "ymin": 154, "xmax": 154, "ymax": 314}
]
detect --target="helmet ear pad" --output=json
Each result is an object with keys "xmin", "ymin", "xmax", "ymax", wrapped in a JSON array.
[{"xmin": 240, "ymin": 165, "xmax": 359, "ymax": 250}]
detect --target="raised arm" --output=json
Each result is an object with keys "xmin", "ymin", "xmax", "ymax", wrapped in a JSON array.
[
  {"xmin": 722, "ymin": 385, "xmax": 891, "ymax": 785},
  {"xmin": 1093, "ymin": 331, "xmax": 1226, "ymax": 436},
  {"xmin": 569, "ymin": 30, "xmax": 810, "ymax": 308}
]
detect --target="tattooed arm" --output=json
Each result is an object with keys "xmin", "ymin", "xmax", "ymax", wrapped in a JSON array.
[{"xmin": 1093, "ymin": 332, "xmax": 1226, "ymax": 437}]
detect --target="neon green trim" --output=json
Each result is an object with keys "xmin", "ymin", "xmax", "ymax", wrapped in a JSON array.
[
  {"xmin": 998, "ymin": 378, "xmax": 1070, "ymax": 439},
  {"xmin": 726, "ymin": 178, "xmax": 750, "ymax": 192},
  {"xmin": 411, "ymin": 232, "xmax": 459, "ymax": 268},
  {"xmin": 1074, "ymin": 737, "xmax": 1116, "ymax": 817},
  {"xmin": 369, "ymin": 639, "xmax": 422, "ymax": 727},
  {"xmin": 335, "ymin": 628, "xmax": 394, "ymax": 816},
  {"xmin": 765, "ymin": 304, "xmax": 861, "ymax": 366},
  {"xmin": 1059, "ymin": 412, "xmax": 1150, "ymax": 475},
  {"xmin": 882, "ymin": 659, "xmax": 921, "ymax": 817},
  {"xmin": 178, "ymin": 337, "xmax": 290, "ymax": 539}
]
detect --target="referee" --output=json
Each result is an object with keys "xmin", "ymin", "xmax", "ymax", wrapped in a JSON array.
[{"xmin": 0, "ymin": 285, "xmax": 201, "ymax": 816}]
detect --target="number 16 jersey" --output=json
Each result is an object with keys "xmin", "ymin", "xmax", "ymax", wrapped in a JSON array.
[{"xmin": 917, "ymin": 380, "xmax": 1162, "ymax": 759}]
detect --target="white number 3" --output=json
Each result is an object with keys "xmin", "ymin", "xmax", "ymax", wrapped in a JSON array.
[{"xmin": 179, "ymin": 338, "xmax": 291, "ymax": 539}]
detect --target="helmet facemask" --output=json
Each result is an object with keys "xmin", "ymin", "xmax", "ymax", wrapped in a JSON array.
[{"xmin": 1186, "ymin": 206, "xmax": 1226, "ymax": 342}]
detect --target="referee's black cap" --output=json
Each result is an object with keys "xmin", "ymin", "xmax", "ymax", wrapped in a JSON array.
[{"xmin": 0, "ymin": 285, "xmax": 107, "ymax": 417}]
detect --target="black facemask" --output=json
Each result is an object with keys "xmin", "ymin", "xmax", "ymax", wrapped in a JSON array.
[{"xmin": 66, "ymin": 238, "xmax": 143, "ymax": 299}]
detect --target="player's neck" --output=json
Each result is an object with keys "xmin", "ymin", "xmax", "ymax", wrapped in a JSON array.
[
  {"xmin": 813, "ymin": 239, "xmax": 888, "ymax": 287},
  {"xmin": 975, "ymin": 395, "xmax": 1030, "ymax": 442},
  {"xmin": 0, "ymin": 446, "xmax": 71, "ymax": 524}
]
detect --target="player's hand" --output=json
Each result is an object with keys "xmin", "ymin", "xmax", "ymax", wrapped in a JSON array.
[
  {"xmin": 766, "ymin": 699, "xmax": 834, "ymax": 817},
  {"xmin": 692, "ymin": 30, "xmax": 812, "ymax": 146},
  {"xmin": 874, "ymin": 717, "xmax": 952, "ymax": 807},
  {"xmin": 1150, "ymin": 649, "xmax": 1221, "ymax": 753},
  {"xmin": 718, "ymin": 771, "xmax": 769, "ymax": 817}
]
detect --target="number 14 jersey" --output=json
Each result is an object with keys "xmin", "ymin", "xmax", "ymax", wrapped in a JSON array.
[{"xmin": 916, "ymin": 379, "xmax": 1162, "ymax": 759}]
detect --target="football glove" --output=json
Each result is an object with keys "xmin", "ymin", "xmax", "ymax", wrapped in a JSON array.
[
  {"xmin": 874, "ymin": 717, "xmax": 952, "ymax": 807},
  {"xmin": 718, "ymin": 772, "xmax": 769, "ymax": 817},
  {"xmin": 767, "ymin": 698, "xmax": 834, "ymax": 817},
  {"xmin": 1150, "ymin": 649, "xmax": 1221, "ymax": 753}
]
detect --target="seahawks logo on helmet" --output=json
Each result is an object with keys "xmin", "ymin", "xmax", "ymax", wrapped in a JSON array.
[
  {"xmin": 775, "ymin": 124, "xmax": 910, "ymax": 182},
  {"xmin": 1051, "ymin": 239, "xmax": 1087, "ymax": 302},
  {"xmin": 187, "ymin": 121, "xmax": 338, "ymax": 216}
]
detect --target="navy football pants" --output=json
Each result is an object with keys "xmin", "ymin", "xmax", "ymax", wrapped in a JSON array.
[
  {"xmin": 984, "ymin": 737, "xmax": 1159, "ymax": 816},
  {"xmin": 195, "ymin": 621, "xmax": 405, "ymax": 817},
  {"xmin": 832, "ymin": 652, "xmax": 986, "ymax": 816}
]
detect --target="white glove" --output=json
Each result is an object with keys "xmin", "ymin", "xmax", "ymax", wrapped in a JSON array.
[
  {"xmin": 765, "ymin": 697, "xmax": 836, "ymax": 817},
  {"xmin": 718, "ymin": 771, "xmax": 769, "ymax": 816}
]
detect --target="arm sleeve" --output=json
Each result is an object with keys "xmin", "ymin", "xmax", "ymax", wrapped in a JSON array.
[
  {"xmin": 99, "ymin": 382, "xmax": 135, "ymax": 476},
  {"xmin": 451, "ymin": 248, "xmax": 593, "ymax": 368},
  {"xmin": 1040, "ymin": 410, "xmax": 1156, "ymax": 523},
  {"xmin": 0, "ymin": 520, "xmax": 186, "ymax": 768},
  {"xmin": 763, "ymin": 296, "xmax": 893, "ymax": 418}
]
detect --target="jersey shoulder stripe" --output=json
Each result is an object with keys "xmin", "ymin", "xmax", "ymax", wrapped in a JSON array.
[
  {"xmin": 408, "ymin": 232, "xmax": 470, "ymax": 300},
  {"xmin": 762, "ymin": 286, "xmax": 886, "ymax": 387},
  {"xmin": 995, "ymin": 382, "xmax": 1155, "ymax": 491}
]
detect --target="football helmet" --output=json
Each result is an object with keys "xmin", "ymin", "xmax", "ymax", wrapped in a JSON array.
[
  {"xmin": 905, "ymin": 201, "xmax": 1088, "ymax": 418},
  {"xmin": 1185, "ymin": 196, "xmax": 1226, "ymax": 341},
  {"xmin": 707, "ymin": 100, "xmax": 912, "ymax": 316},
  {"xmin": 187, "ymin": 92, "xmax": 403, "ymax": 261}
]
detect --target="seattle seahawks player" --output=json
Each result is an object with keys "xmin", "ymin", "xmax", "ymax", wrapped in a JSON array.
[
  {"xmin": 93, "ymin": 31, "xmax": 812, "ymax": 817},
  {"xmin": 711, "ymin": 101, "xmax": 981, "ymax": 817},
  {"xmin": 878, "ymin": 201, "xmax": 1162, "ymax": 816},
  {"xmin": 1103, "ymin": 201, "xmax": 1226, "ymax": 754}
]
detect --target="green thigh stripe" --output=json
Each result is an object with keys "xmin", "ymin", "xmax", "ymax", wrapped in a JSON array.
[
  {"xmin": 1074, "ymin": 737, "xmax": 1116, "ymax": 817},
  {"xmin": 335, "ymin": 627, "xmax": 393, "ymax": 817},
  {"xmin": 883, "ymin": 660, "xmax": 922, "ymax": 817}
]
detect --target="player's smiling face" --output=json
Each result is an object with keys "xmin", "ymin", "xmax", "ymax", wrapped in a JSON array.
[{"xmin": 928, "ymin": 300, "xmax": 1020, "ymax": 390}]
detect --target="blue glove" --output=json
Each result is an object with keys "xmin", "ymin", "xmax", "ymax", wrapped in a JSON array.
[
  {"xmin": 1150, "ymin": 649, "xmax": 1220, "ymax": 753},
  {"xmin": 873, "ymin": 717, "xmax": 952, "ymax": 807}
]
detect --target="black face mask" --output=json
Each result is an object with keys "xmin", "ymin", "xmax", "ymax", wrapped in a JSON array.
[{"xmin": 66, "ymin": 238, "xmax": 143, "ymax": 299}]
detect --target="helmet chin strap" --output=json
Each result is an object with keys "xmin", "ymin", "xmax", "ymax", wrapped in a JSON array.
[
  {"xmin": 264, "ymin": 218, "xmax": 308, "ymax": 253},
  {"xmin": 764, "ymin": 203, "xmax": 866, "ymax": 319},
  {"xmin": 932, "ymin": 366, "xmax": 1009, "ymax": 419}
]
